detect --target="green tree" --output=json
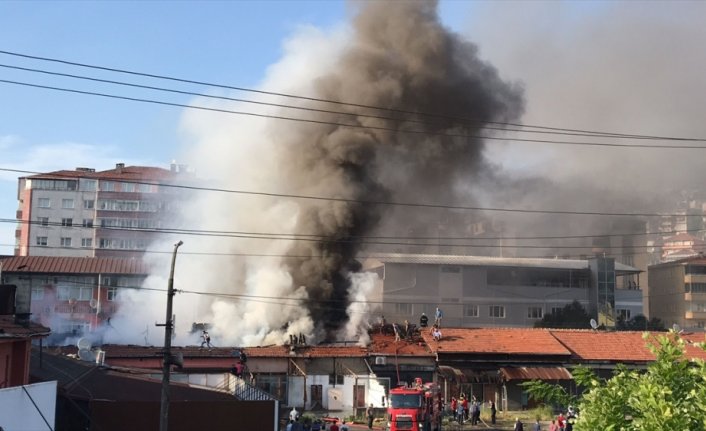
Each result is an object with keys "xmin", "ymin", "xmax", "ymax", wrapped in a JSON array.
[
  {"xmin": 534, "ymin": 300, "xmax": 591, "ymax": 329},
  {"xmin": 523, "ymin": 332, "xmax": 706, "ymax": 430},
  {"xmin": 615, "ymin": 314, "xmax": 666, "ymax": 331}
]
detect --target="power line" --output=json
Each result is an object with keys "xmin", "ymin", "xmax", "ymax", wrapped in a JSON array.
[
  {"xmin": 3, "ymin": 62, "xmax": 704, "ymax": 144},
  {"xmin": 2, "ymin": 166, "xmax": 703, "ymax": 218},
  {"xmin": 2, "ymin": 217, "xmax": 691, "ymax": 250},
  {"xmin": 2, "ymin": 48, "xmax": 705, "ymax": 142},
  {"xmin": 0, "ymin": 241, "xmax": 673, "ymax": 261},
  {"xmin": 6, "ymin": 78, "xmax": 706, "ymax": 150},
  {"xmin": 9, "ymin": 213, "xmax": 697, "ymax": 242}
]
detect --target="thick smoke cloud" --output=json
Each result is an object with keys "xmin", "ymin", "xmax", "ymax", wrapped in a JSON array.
[
  {"xmin": 275, "ymin": 0, "xmax": 522, "ymax": 337},
  {"xmin": 122, "ymin": 0, "xmax": 522, "ymax": 346}
]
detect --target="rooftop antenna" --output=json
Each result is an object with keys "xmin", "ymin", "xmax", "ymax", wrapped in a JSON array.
[{"xmin": 589, "ymin": 319, "xmax": 599, "ymax": 330}]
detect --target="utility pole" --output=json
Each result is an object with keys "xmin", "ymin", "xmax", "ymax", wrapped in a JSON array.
[{"xmin": 159, "ymin": 240, "xmax": 183, "ymax": 431}]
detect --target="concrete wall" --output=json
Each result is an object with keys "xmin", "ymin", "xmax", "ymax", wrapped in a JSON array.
[{"xmin": 648, "ymin": 264, "xmax": 686, "ymax": 328}]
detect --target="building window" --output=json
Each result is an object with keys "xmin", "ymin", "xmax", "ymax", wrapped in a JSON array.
[
  {"xmin": 57, "ymin": 286, "xmax": 93, "ymax": 301},
  {"xmin": 527, "ymin": 306, "xmax": 544, "ymax": 319},
  {"xmin": 686, "ymin": 283, "xmax": 706, "ymax": 293},
  {"xmin": 395, "ymin": 303, "xmax": 413, "ymax": 315},
  {"xmin": 463, "ymin": 304, "xmax": 479, "ymax": 317},
  {"xmin": 121, "ymin": 182, "xmax": 136, "ymax": 192},
  {"xmin": 550, "ymin": 307, "xmax": 564, "ymax": 316},
  {"xmin": 328, "ymin": 374, "xmax": 344, "ymax": 385},
  {"xmin": 81, "ymin": 238, "xmax": 93, "ymax": 248},
  {"xmin": 101, "ymin": 181, "xmax": 115, "ymax": 192},
  {"xmin": 37, "ymin": 217, "xmax": 49, "ymax": 226},
  {"xmin": 138, "ymin": 183, "xmax": 152, "ymax": 193},
  {"xmin": 83, "ymin": 219, "xmax": 94, "ymax": 228},
  {"xmin": 38, "ymin": 198, "xmax": 51, "ymax": 208},
  {"xmin": 36, "ymin": 236, "xmax": 48, "ymax": 246},
  {"xmin": 106, "ymin": 287, "xmax": 118, "ymax": 301},
  {"xmin": 62, "ymin": 199, "xmax": 75, "ymax": 209},
  {"xmin": 60, "ymin": 237, "xmax": 72, "ymax": 247},
  {"xmin": 61, "ymin": 218, "xmax": 73, "ymax": 227},
  {"xmin": 79, "ymin": 179, "xmax": 97, "ymax": 191},
  {"xmin": 489, "ymin": 305, "xmax": 506, "ymax": 318},
  {"xmin": 31, "ymin": 287, "xmax": 44, "ymax": 301},
  {"xmin": 84, "ymin": 199, "xmax": 95, "ymax": 209},
  {"xmin": 617, "ymin": 309, "xmax": 632, "ymax": 320}
]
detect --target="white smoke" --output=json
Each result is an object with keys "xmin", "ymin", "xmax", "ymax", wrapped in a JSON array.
[
  {"xmin": 101, "ymin": 25, "xmax": 356, "ymax": 348},
  {"xmin": 339, "ymin": 271, "xmax": 381, "ymax": 346}
]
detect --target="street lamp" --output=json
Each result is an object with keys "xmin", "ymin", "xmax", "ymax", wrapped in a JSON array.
[{"xmin": 159, "ymin": 240, "xmax": 183, "ymax": 431}]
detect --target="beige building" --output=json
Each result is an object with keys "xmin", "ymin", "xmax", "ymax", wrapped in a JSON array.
[
  {"xmin": 15, "ymin": 163, "xmax": 186, "ymax": 258},
  {"xmin": 647, "ymin": 256, "xmax": 706, "ymax": 330}
]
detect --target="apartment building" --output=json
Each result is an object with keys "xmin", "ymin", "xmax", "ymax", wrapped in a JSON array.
[
  {"xmin": 367, "ymin": 253, "xmax": 642, "ymax": 328},
  {"xmin": 15, "ymin": 163, "xmax": 185, "ymax": 258},
  {"xmin": 647, "ymin": 255, "xmax": 706, "ymax": 330}
]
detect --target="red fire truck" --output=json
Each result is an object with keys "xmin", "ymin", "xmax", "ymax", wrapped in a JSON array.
[{"xmin": 386, "ymin": 379, "xmax": 441, "ymax": 431}]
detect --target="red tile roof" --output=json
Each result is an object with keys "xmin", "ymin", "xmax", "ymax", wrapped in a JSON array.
[
  {"xmin": 421, "ymin": 328, "xmax": 571, "ymax": 356},
  {"xmin": 0, "ymin": 315, "xmax": 51, "ymax": 337},
  {"xmin": 0, "ymin": 256, "xmax": 150, "ymax": 274},
  {"xmin": 26, "ymin": 165, "xmax": 177, "ymax": 181},
  {"xmin": 549, "ymin": 330, "xmax": 656, "ymax": 362}
]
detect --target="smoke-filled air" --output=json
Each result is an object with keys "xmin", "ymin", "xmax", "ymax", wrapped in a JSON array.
[
  {"xmin": 101, "ymin": 0, "xmax": 524, "ymax": 347},
  {"xmin": 102, "ymin": 0, "xmax": 706, "ymax": 348}
]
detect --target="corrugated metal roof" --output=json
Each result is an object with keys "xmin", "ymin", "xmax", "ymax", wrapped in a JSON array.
[
  {"xmin": 0, "ymin": 256, "xmax": 150, "ymax": 275},
  {"xmin": 367, "ymin": 253, "xmax": 640, "ymax": 273},
  {"xmin": 499, "ymin": 366, "xmax": 572, "ymax": 381}
]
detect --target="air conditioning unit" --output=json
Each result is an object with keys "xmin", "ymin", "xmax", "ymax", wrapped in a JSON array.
[{"xmin": 375, "ymin": 356, "xmax": 386, "ymax": 366}]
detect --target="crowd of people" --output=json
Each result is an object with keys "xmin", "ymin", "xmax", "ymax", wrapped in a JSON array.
[{"xmin": 449, "ymin": 395, "xmax": 494, "ymax": 426}]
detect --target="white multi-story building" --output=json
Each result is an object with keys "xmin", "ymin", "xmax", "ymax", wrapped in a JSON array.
[{"xmin": 15, "ymin": 163, "xmax": 185, "ymax": 258}]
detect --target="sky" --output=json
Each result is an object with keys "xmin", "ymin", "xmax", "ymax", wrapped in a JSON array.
[
  {"xmin": 0, "ymin": 1, "xmax": 706, "ymax": 342},
  {"xmin": 2, "ymin": 0, "xmax": 706, "ymax": 258}
]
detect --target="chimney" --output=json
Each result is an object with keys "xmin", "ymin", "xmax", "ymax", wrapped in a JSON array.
[{"xmin": 115, "ymin": 163, "xmax": 125, "ymax": 173}]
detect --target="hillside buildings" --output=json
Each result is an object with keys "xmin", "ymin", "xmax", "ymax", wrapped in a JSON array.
[{"xmin": 15, "ymin": 163, "xmax": 186, "ymax": 258}]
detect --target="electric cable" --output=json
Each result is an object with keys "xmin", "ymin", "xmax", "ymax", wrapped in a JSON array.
[{"xmin": 2, "ymin": 49, "xmax": 705, "ymax": 142}]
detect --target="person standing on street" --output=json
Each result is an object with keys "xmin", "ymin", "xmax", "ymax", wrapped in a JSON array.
[
  {"xmin": 533, "ymin": 418, "xmax": 542, "ymax": 431},
  {"xmin": 366, "ymin": 403, "xmax": 375, "ymax": 429},
  {"xmin": 490, "ymin": 401, "xmax": 497, "ymax": 424},
  {"xmin": 514, "ymin": 418, "xmax": 525, "ymax": 431}
]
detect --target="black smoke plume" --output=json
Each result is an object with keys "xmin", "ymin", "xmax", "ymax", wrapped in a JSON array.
[{"xmin": 279, "ymin": 0, "xmax": 524, "ymax": 337}]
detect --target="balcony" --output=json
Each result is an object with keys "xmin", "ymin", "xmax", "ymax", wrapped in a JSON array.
[
  {"xmin": 685, "ymin": 292, "xmax": 706, "ymax": 301},
  {"xmin": 685, "ymin": 274, "xmax": 706, "ymax": 284},
  {"xmin": 685, "ymin": 311, "xmax": 706, "ymax": 320}
]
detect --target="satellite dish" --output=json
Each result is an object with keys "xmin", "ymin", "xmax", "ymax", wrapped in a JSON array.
[
  {"xmin": 77, "ymin": 337, "xmax": 92, "ymax": 351},
  {"xmin": 590, "ymin": 319, "xmax": 599, "ymax": 330},
  {"xmin": 78, "ymin": 349, "xmax": 96, "ymax": 362},
  {"xmin": 673, "ymin": 323, "xmax": 682, "ymax": 333},
  {"xmin": 89, "ymin": 298, "xmax": 98, "ymax": 309}
]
